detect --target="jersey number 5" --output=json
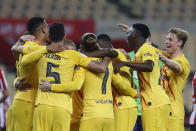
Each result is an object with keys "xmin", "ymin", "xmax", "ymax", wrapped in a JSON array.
[
  {"xmin": 46, "ymin": 62, "xmax": 61, "ymax": 84},
  {"xmin": 102, "ymin": 68, "xmax": 109, "ymax": 94}
]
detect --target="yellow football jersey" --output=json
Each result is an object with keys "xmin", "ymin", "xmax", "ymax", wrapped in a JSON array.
[
  {"xmin": 72, "ymin": 91, "xmax": 84, "ymax": 119},
  {"xmin": 81, "ymin": 56, "xmax": 135, "ymax": 120},
  {"xmin": 134, "ymin": 43, "xmax": 170, "ymax": 110},
  {"xmin": 161, "ymin": 54, "xmax": 190, "ymax": 119},
  {"xmin": 35, "ymin": 50, "xmax": 91, "ymax": 114},
  {"xmin": 13, "ymin": 41, "xmax": 41, "ymax": 103},
  {"xmin": 112, "ymin": 49, "xmax": 137, "ymax": 110}
]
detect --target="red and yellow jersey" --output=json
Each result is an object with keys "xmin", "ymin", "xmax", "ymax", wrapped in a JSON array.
[
  {"xmin": 112, "ymin": 49, "xmax": 137, "ymax": 110},
  {"xmin": 13, "ymin": 41, "xmax": 41, "ymax": 103},
  {"xmin": 161, "ymin": 54, "xmax": 190, "ymax": 119},
  {"xmin": 133, "ymin": 43, "xmax": 170, "ymax": 110},
  {"xmin": 35, "ymin": 50, "xmax": 91, "ymax": 114}
]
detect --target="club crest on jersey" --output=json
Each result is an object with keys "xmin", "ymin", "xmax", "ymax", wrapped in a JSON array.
[{"xmin": 144, "ymin": 53, "xmax": 152, "ymax": 57}]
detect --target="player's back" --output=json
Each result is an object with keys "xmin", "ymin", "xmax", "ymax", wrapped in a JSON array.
[
  {"xmin": 36, "ymin": 51, "xmax": 76, "ymax": 114},
  {"xmin": 81, "ymin": 58, "xmax": 114, "ymax": 120}
]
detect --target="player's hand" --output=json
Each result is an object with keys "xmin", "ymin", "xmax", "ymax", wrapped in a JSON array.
[
  {"xmin": 19, "ymin": 35, "xmax": 35, "ymax": 44},
  {"xmin": 40, "ymin": 79, "xmax": 51, "ymax": 92},
  {"xmin": 15, "ymin": 78, "xmax": 32, "ymax": 91},
  {"xmin": 46, "ymin": 43, "xmax": 65, "ymax": 53},
  {"xmin": 117, "ymin": 23, "xmax": 130, "ymax": 33},
  {"xmin": 136, "ymin": 90, "xmax": 140, "ymax": 98},
  {"xmin": 112, "ymin": 61, "xmax": 125, "ymax": 74},
  {"xmin": 158, "ymin": 53, "xmax": 168, "ymax": 63},
  {"xmin": 118, "ymin": 48, "xmax": 131, "ymax": 61}
]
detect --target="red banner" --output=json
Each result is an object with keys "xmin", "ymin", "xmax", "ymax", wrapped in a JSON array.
[{"xmin": 0, "ymin": 18, "xmax": 95, "ymax": 65}]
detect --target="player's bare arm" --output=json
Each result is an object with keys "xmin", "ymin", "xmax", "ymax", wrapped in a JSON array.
[
  {"xmin": 15, "ymin": 78, "xmax": 32, "ymax": 91},
  {"xmin": 158, "ymin": 53, "xmax": 181, "ymax": 73},
  {"xmin": 87, "ymin": 57, "xmax": 110, "ymax": 73},
  {"xmin": 113, "ymin": 60, "xmax": 154, "ymax": 73},
  {"xmin": 85, "ymin": 48, "xmax": 118, "ymax": 58}
]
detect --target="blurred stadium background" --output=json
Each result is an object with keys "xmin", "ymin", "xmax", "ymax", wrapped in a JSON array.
[{"xmin": 0, "ymin": 0, "xmax": 195, "ymax": 130}]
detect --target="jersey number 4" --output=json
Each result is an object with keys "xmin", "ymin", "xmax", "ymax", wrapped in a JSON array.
[{"xmin": 46, "ymin": 62, "xmax": 61, "ymax": 84}]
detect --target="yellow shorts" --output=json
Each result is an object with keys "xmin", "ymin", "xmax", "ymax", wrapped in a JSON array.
[
  {"xmin": 12, "ymin": 99, "xmax": 35, "ymax": 131},
  {"xmin": 142, "ymin": 104, "xmax": 170, "ymax": 131},
  {"xmin": 33, "ymin": 104, "xmax": 71, "ymax": 131},
  {"xmin": 79, "ymin": 118, "xmax": 114, "ymax": 131},
  {"xmin": 6, "ymin": 105, "xmax": 13, "ymax": 131},
  {"xmin": 114, "ymin": 107, "xmax": 138, "ymax": 131},
  {"xmin": 70, "ymin": 117, "xmax": 81, "ymax": 131},
  {"xmin": 167, "ymin": 119, "xmax": 184, "ymax": 131}
]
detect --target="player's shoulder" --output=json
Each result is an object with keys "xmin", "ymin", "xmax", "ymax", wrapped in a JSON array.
[{"xmin": 24, "ymin": 41, "xmax": 38, "ymax": 46}]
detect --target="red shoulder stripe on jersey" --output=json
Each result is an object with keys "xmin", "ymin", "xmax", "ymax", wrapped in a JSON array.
[
  {"xmin": 163, "ymin": 64, "xmax": 176, "ymax": 100},
  {"xmin": 34, "ymin": 40, "xmax": 41, "ymax": 45},
  {"xmin": 139, "ymin": 73, "xmax": 151, "ymax": 89},
  {"xmin": 77, "ymin": 91, "xmax": 84, "ymax": 99},
  {"xmin": 141, "ymin": 96, "xmax": 147, "ymax": 106},
  {"xmin": 138, "ymin": 77, "xmax": 149, "ymax": 96},
  {"xmin": 161, "ymin": 66, "xmax": 165, "ymax": 89},
  {"xmin": 112, "ymin": 84, "xmax": 120, "ymax": 109}
]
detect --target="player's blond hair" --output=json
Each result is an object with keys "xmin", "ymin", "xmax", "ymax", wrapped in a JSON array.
[{"xmin": 169, "ymin": 28, "xmax": 188, "ymax": 48}]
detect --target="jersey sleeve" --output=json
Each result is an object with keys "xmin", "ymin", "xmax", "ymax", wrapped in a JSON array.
[
  {"xmin": 22, "ymin": 46, "xmax": 47, "ymax": 66},
  {"xmin": 23, "ymin": 41, "xmax": 42, "ymax": 55},
  {"xmin": 141, "ymin": 46, "xmax": 155, "ymax": 63},
  {"xmin": 111, "ymin": 49, "xmax": 127, "ymax": 62},
  {"xmin": 152, "ymin": 46, "xmax": 170, "ymax": 57},
  {"xmin": 0, "ymin": 69, "xmax": 8, "ymax": 91},
  {"xmin": 51, "ymin": 67, "xmax": 85, "ymax": 93},
  {"xmin": 66, "ymin": 50, "xmax": 92, "ymax": 68},
  {"xmin": 174, "ymin": 59, "xmax": 184, "ymax": 73},
  {"xmin": 112, "ymin": 73, "xmax": 137, "ymax": 97}
]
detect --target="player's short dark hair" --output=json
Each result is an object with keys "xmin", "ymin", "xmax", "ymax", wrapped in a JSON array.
[
  {"xmin": 49, "ymin": 22, "xmax": 65, "ymax": 43},
  {"xmin": 169, "ymin": 27, "xmax": 188, "ymax": 49},
  {"xmin": 27, "ymin": 17, "xmax": 45, "ymax": 35},
  {"xmin": 132, "ymin": 23, "xmax": 151, "ymax": 39},
  {"xmin": 81, "ymin": 33, "xmax": 99, "ymax": 52},
  {"xmin": 97, "ymin": 34, "xmax": 112, "ymax": 46}
]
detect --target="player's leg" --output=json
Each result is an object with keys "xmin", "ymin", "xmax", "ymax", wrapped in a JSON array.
[
  {"xmin": 12, "ymin": 99, "xmax": 34, "ymax": 131},
  {"xmin": 128, "ymin": 107, "xmax": 138, "ymax": 130},
  {"xmin": 167, "ymin": 119, "xmax": 184, "ymax": 131},
  {"xmin": 53, "ymin": 106, "xmax": 71, "ymax": 131},
  {"xmin": 6, "ymin": 105, "xmax": 13, "ymax": 131},
  {"xmin": 114, "ymin": 108, "xmax": 137, "ymax": 131},
  {"xmin": 33, "ymin": 105, "xmax": 53, "ymax": 131},
  {"xmin": 157, "ymin": 104, "xmax": 170, "ymax": 131},
  {"xmin": 79, "ymin": 118, "xmax": 102, "ymax": 131},
  {"xmin": 102, "ymin": 118, "xmax": 114, "ymax": 131},
  {"xmin": 70, "ymin": 117, "xmax": 81, "ymax": 131}
]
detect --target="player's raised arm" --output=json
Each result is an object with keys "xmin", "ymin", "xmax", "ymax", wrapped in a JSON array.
[
  {"xmin": 21, "ymin": 43, "xmax": 65, "ymax": 65},
  {"xmin": 85, "ymin": 48, "xmax": 118, "ymax": 58}
]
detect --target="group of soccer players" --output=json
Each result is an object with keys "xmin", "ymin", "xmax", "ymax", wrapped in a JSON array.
[{"xmin": 6, "ymin": 16, "xmax": 190, "ymax": 131}]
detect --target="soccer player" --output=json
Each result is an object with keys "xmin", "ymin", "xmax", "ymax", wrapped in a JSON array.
[
  {"xmin": 97, "ymin": 33, "xmax": 138, "ymax": 131},
  {"xmin": 78, "ymin": 33, "xmax": 138, "ymax": 131},
  {"xmin": 0, "ymin": 68, "xmax": 11, "ymax": 131},
  {"xmin": 159, "ymin": 28, "xmax": 190, "ymax": 131},
  {"xmin": 7, "ymin": 17, "xmax": 49, "ymax": 131},
  {"xmin": 117, "ymin": 23, "xmax": 170, "ymax": 131},
  {"xmin": 189, "ymin": 72, "xmax": 196, "ymax": 131}
]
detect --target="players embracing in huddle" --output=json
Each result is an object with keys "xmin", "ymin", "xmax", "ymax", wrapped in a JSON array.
[{"xmin": 7, "ymin": 17, "xmax": 190, "ymax": 131}]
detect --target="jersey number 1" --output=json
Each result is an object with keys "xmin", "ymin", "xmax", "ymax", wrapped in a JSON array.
[{"xmin": 46, "ymin": 62, "xmax": 60, "ymax": 84}]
